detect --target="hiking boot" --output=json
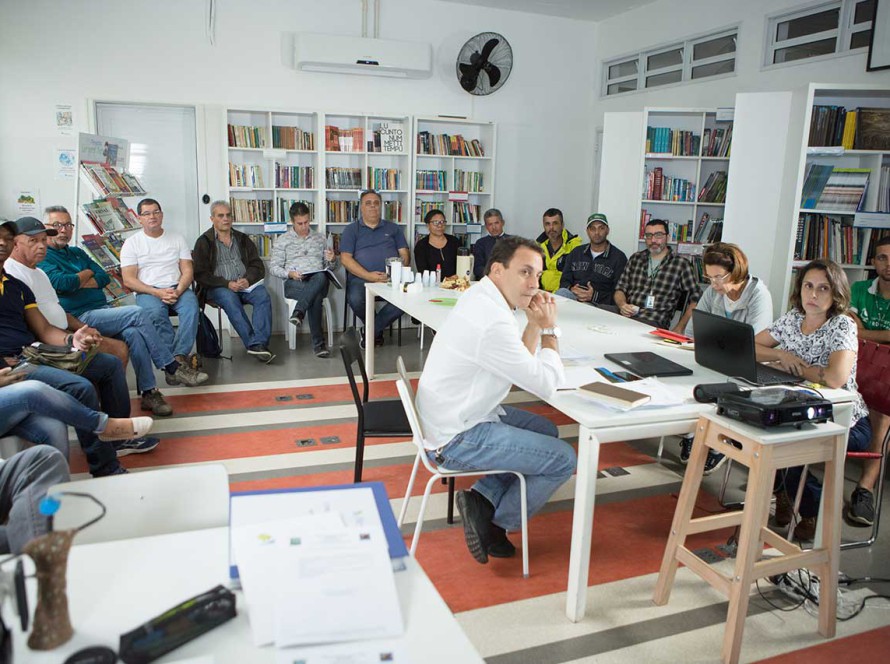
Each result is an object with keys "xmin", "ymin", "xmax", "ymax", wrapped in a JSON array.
[
  {"xmin": 678, "ymin": 435, "xmax": 693, "ymax": 464},
  {"xmin": 488, "ymin": 525, "xmax": 516, "ymax": 558},
  {"xmin": 774, "ymin": 490, "xmax": 794, "ymax": 527},
  {"xmin": 455, "ymin": 490, "xmax": 495, "ymax": 564},
  {"xmin": 793, "ymin": 516, "xmax": 817, "ymax": 541},
  {"xmin": 847, "ymin": 487, "xmax": 875, "ymax": 527},
  {"xmin": 702, "ymin": 450, "xmax": 727, "ymax": 476},
  {"xmin": 141, "ymin": 389, "xmax": 173, "ymax": 417},
  {"xmin": 247, "ymin": 345, "xmax": 275, "ymax": 363},
  {"xmin": 173, "ymin": 363, "xmax": 209, "ymax": 387},
  {"xmin": 114, "ymin": 436, "xmax": 160, "ymax": 457}
]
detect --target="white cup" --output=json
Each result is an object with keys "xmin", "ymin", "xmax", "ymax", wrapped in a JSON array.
[
  {"xmin": 391, "ymin": 265, "xmax": 402, "ymax": 289},
  {"xmin": 402, "ymin": 266, "xmax": 413, "ymax": 283}
]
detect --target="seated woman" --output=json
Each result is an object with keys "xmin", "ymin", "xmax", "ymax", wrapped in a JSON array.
[
  {"xmin": 413, "ymin": 209, "xmax": 460, "ymax": 278},
  {"xmin": 754, "ymin": 258, "xmax": 871, "ymax": 541},
  {"xmin": 679, "ymin": 242, "xmax": 774, "ymax": 473}
]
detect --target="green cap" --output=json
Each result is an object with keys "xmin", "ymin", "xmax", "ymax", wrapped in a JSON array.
[{"xmin": 587, "ymin": 213, "xmax": 608, "ymax": 228}]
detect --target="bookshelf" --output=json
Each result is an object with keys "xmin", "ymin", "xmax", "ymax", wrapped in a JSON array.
[{"xmin": 411, "ymin": 117, "xmax": 496, "ymax": 252}]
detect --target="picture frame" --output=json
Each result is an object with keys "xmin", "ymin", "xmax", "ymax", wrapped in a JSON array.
[{"xmin": 867, "ymin": 0, "xmax": 890, "ymax": 71}]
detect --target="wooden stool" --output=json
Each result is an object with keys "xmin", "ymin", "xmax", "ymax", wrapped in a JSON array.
[{"xmin": 653, "ymin": 412, "xmax": 848, "ymax": 664}]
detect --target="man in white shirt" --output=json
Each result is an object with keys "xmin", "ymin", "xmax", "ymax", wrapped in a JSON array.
[
  {"xmin": 415, "ymin": 236, "xmax": 576, "ymax": 565},
  {"xmin": 121, "ymin": 199, "xmax": 202, "ymax": 374}
]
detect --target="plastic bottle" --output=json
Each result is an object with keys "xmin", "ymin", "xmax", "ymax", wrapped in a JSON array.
[{"xmin": 435, "ymin": 264, "xmax": 442, "ymax": 286}]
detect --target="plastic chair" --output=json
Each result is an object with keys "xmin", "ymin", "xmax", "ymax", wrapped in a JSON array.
[
  {"xmin": 340, "ymin": 328, "xmax": 411, "ymax": 483},
  {"xmin": 50, "ymin": 463, "xmax": 229, "ymax": 545},
  {"xmin": 0, "ymin": 436, "xmax": 28, "ymax": 459},
  {"xmin": 284, "ymin": 296, "xmax": 334, "ymax": 350},
  {"xmin": 394, "ymin": 356, "xmax": 530, "ymax": 577}
]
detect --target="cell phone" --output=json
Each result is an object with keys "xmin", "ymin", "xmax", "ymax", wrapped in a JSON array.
[
  {"xmin": 614, "ymin": 371, "xmax": 641, "ymax": 382},
  {"xmin": 595, "ymin": 367, "xmax": 622, "ymax": 383},
  {"xmin": 10, "ymin": 361, "xmax": 30, "ymax": 374}
]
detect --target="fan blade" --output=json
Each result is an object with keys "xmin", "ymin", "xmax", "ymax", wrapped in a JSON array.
[
  {"xmin": 479, "ymin": 38, "xmax": 500, "ymax": 62},
  {"xmin": 460, "ymin": 72, "xmax": 479, "ymax": 92},
  {"xmin": 483, "ymin": 63, "xmax": 501, "ymax": 87},
  {"xmin": 459, "ymin": 62, "xmax": 480, "ymax": 77}
]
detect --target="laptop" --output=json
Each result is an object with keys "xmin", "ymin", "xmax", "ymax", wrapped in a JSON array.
[
  {"xmin": 603, "ymin": 352, "xmax": 693, "ymax": 377},
  {"xmin": 692, "ymin": 310, "xmax": 802, "ymax": 386}
]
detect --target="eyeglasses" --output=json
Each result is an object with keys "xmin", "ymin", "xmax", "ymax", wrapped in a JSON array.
[
  {"xmin": 703, "ymin": 273, "xmax": 732, "ymax": 285},
  {"xmin": 428, "ymin": 219, "xmax": 446, "ymax": 226},
  {"xmin": 140, "ymin": 210, "xmax": 163, "ymax": 217},
  {"xmin": 643, "ymin": 232, "xmax": 667, "ymax": 240},
  {"xmin": 48, "ymin": 222, "xmax": 74, "ymax": 230}
]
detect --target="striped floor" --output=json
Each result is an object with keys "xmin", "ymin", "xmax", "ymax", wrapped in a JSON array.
[{"xmin": 72, "ymin": 350, "xmax": 890, "ymax": 663}]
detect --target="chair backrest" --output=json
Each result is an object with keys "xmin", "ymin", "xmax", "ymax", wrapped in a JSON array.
[
  {"xmin": 857, "ymin": 339, "xmax": 890, "ymax": 417},
  {"xmin": 395, "ymin": 356, "xmax": 439, "ymax": 474},
  {"xmin": 340, "ymin": 327, "xmax": 369, "ymax": 407},
  {"xmin": 50, "ymin": 463, "xmax": 229, "ymax": 545}
]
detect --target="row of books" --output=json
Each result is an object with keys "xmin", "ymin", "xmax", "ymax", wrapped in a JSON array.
[
  {"xmin": 81, "ymin": 162, "xmax": 146, "ymax": 198},
  {"xmin": 278, "ymin": 198, "xmax": 315, "ymax": 223},
  {"xmin": 325, "ymin": 167, "xmax": 362, "ymax": 189},
  {"xmin": 324, "ymin": 200, "xmax": 402, "ymax": 223},
  {"xmin": 643, "ymin": 167, "xmax": 695, "ymax": 202},
  {"xmin": 230, "ymin": 197, "xmax": 274, "ymax": 223},
  {"xmin": 808, "ymin": 106, "xmax": 856, "ymax": 148},
  {"xmin": 416, "ymin": 170, "xmax": 446, "ymax": 191},
  {"xmin": 81, "ymin": 234, "xmax": 123, "ymax": 271},
  {"xmin": 453, "ymin": 169, "xmax": 484, "ymax": 193},
  {"xmin": 693, "ymin": 214, "xmax": 724, "ymax": 244},
  {"xmin": 416, "ymin": 132, "xmax": 485, "ymax": 157},
  {"xmin": 416, "ymin": 200, "xmax": 443, "ymax": 223},
  {"xmin": 646, "ymin": 127, "xmax": 699, "ymax": 156},
  {"xmin": 702, "ymin": 125, "xmax": 732, "ymax": 157},
  {"xmin": 638, "ymin": 209, "xmax": 692, "ymax": 243},
  {"xmin": 453, "ymin": 202, "xmax": 482, "ymax": 224},
  {"xmin": 82, "ymin": 199, "xmax": 139, "ymax": 234},
  {"xmin": 795, "ymin": 213, "xmax": 867, "ymax": 264},
  {"xmin": 367, "ymin": 167, "xmax": 401, "ymax": 191},
  {"xmin": 272, "ymin": 125, "xmax": 315, "ymax": 151},
  {"xmin": 414, "ymin": 229, "xmax": 472, "ymax": 249},
  {"xmin": 275, "ymin": 164, "xmax": 314, "ymax": 189},
  {"xmin": 227, "ymin": 124, "xmax": 266, "ymax": 149},
  {"xmin": 800, "ymin": 165, "xmax": 869, "ymax": 212},
  {"xmin": 325, "ymin": 125, "xmax": 364, "ymax": 152},
  {"xmin": 228, "ymin": 163, "xmax": 264, "ymax": 188},
  {"xmin": 698, "ymin": 171, "xmax": 728, "ymax": 203}
]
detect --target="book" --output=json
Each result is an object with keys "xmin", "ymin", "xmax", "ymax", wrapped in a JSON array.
[
  {"xmin": 301, "ymin": 267, "xmax": 343, "ymax": 290},
  {"xmin": 579, "ymin": 382, "xmax": 651, "ymax": 408},
  {"xmin": 800, "ymin": 164, "xmax": 834, "ymax": 209},
  {"xmin": 816, "ymin": 168, "xmax": 869, "ymax": 212},
  {"xmin": 854, "ymin": 108, "xmax": 890, "ymax": 150}
]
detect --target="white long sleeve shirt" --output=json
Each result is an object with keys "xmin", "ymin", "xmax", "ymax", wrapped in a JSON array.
[{"xmin": 415, "ymin": 277, "xmax": 565, "ymax": 449}]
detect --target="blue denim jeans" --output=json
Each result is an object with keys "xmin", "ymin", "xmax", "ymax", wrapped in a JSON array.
[
  {"xmin": 433, "ymin": 406, "xmax": 576, "ymax": 531},
  {"xmin": 346, "ymin": 278, "xmax": 403, "ymax": 338},
  {"xmin": 80, "ymin": 305, "xmax": 175, "ymax": 393},
  {"xmin": 0, "ymin": 380, "xmax": 111, "ymax": 460},
  {"xmin": 206, "ymin": 284, "xmax": 272, "ymax": 349},
  {"xmin": 775, "ymin": 415, "xmax": 873, "ymax": 518},
  {"xmin": 0, "ymin": 446, "xmax": 70, "ymax": 554},
  {"xmin": 284, "ymin": 272, "xmax": 329, "ymax": 348},
  {"xmin": 136, "ymin": 289, "xmax": 200, "ymax": 358}
]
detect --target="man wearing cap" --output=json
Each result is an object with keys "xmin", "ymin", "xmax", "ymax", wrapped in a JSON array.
[
  {"xmin": 0, "ymin": 218, "xmax": 149, "ymax": 476},
  {"xmin": 536, "ymin": 208, "xmax": 581, "ymax": 293},
  {"xmin": 36, "ymin": 206, "xmax": 208, "ymax": 418},
  {"xmin": 472, "ymin": 208, "xmax": 509, "ymax": 281},
  {"xmin": 555, "ymin": 213, "xmax": 627, "ymax": 308}
]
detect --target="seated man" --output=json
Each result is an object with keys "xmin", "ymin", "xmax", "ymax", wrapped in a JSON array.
[
  {"xmin": 472, "ymin": 208, "xmax": 509, "ymax": 281},
  {"xmin": 0, "ymin": 220, "xmax": 152, "ymax": 476},
  {"xmin": 120, "ymin": 199, "xmax": 205, "ymax": 378},
  {"xmin": 340, "ymin": 190, "xmax": 409, "ymax": 348},
  {"xmin": 34, "ymin": 209, "xmax": 206, "ymax": 417},
  {"xmin": 555, "ymin": 213, "xmax": 627, "ymax": 307},
  {"xmin": 269, "ymin": 201, "xmax": 338, "ymax": 358},
  {"xmin": 536, "ymin": 208, "xmax": 581, "ymax": 292},
  {"xmin": 847, "ymin": 235, "xmax": 890, "ymax": 527},
  {"xmin": 614, "ymin": 218, "xmax": 701, "ymax": 331},
  {"xmin": 416, "ymin": 236, "xmax": 576, "ymax": 564},
  {"xmin": 193, "ymin": 201, "xmax": 274, "ymax": 363}
]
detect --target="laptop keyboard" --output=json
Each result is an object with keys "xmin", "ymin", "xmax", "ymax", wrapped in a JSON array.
[{"xmin": 755, "ymin": 364, "xmax": 800, "ymax": 385}]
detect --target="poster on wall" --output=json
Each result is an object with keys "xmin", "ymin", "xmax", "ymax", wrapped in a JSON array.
[
  {"xmin": 55, "ymin": 148, "xmax": 77, "ymax": 179},
  {"xmin": 55, "ymin": 104, "xmax": 74, "ymax": 135},
  {"xmin": 15, "ymin": 190, "xmax": 40, "ymax": 217},
  {"xmin": 77, "ymin": 132, "xmax": 130, "ymax": 170},
  {"xmin": 378, "ymin": 122, "xmax": 405, "ymax": 153}
]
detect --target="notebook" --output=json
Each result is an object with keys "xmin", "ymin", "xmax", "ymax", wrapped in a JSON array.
[{"xmin": 604, "ymin": 352, "xmax": 693, "ymax": 377}]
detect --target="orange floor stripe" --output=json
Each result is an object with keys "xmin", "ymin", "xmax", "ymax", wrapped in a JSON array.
[{"xmin": 753, "ymin": 624, "xmax": 890, "ymax": 663}]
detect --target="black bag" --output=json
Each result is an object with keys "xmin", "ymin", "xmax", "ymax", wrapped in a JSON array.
[{"xmin": 196, "ymin": 312, "xmax": 222, "ymax": 359}]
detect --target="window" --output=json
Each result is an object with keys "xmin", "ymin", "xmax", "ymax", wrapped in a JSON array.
[
  {"xmin": 602, "ymin": 28, "xmax": 738, "ymax": 97},
  {"xmin": 766, "ymin": 0, "xmax": 874, "ymax": 67}
]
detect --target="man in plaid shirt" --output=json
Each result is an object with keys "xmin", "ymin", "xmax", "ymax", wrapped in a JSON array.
[{"xmin": 614, "ymin": 219, "xmax": 701, "ymax": 331}]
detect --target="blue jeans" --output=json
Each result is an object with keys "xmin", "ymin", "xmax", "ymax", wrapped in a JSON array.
[
  {"xmin": 80, "ymin": 305, "xmax": 175, "ymax": 393},
  {"xmin": 0, "ymin": 380, "xmax": 111, "ymax": 460},
  {"xmin": 206, "ymin": 284, "xmax": 272, "ymax": 349},
  {"xmin": 0, "ymin": 447, "xmax": 70, "ymax": 554},
  {"xmin": 346, "ymin": 278, "xmax": 403, "ymax": 338},
  {"xmin": 433, "ymin": 406, "xmax": 576, "ymax": 531},
  {"xmin": 775, "ymin": 416, "xmax": 873, "ymax": 518},
  {"xmin": 136, "ymin": 289, "xmax": 200, "ymax": 358},
  {"xmin": 284, "ymin": 273, "xmax": 329, "ymax": 348}
]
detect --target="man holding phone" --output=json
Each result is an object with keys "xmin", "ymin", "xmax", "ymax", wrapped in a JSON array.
[{"xmin": 555, "ymin": 214, "xmax": 627, "ymax": 308}]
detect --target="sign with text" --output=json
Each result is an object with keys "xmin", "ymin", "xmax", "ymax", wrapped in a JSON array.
[{"xmin": 378, "ymin": 122, "xmax": 404, "ymax": 154}]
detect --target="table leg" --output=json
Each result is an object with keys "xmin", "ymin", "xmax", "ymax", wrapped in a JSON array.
[
  {"xmin": 365, "ymin": 283, "xmax": 376, "ymax": 378},
  {"xmin": 566, "ymin": 425, "xmax": 600, "ymax": 622}
]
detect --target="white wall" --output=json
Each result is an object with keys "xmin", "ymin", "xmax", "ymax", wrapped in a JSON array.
[{"xmin": 0, "ymin": 0, "xmax": 598, "ymax": 242}]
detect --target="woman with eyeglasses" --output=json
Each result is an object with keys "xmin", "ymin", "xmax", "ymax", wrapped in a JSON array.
[
  {"xmin": 413, "ymin": 209, "xmax": 460, "ymax": 277},
  {"xmin": 754, "ymin": 258, "xmax": 870, "ymax": 541}
]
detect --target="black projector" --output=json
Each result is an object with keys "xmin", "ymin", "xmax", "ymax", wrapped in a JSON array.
[{"xmin": 716, "ymin": 388, "xmax": 833, "ymax": 428}]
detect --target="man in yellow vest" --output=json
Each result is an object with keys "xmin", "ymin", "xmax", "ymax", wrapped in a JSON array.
[{"xmin": 536, "ymin": 208, "xmax": 581, "ymax": 292}]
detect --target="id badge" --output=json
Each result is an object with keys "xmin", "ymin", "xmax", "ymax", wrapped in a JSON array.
[{"xmin": 645, "ymin": 294, "xmax": 656, "ymax": 309}]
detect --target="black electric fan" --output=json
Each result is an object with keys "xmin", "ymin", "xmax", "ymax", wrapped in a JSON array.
[{"xmin": 456, "ymin": 32, "xmax": 513, "ymax": 96}]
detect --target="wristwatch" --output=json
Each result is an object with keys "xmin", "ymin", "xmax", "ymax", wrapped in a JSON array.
[{"xmin": 541, "ymin": 326, "xmax": 562, "ymax": 338}]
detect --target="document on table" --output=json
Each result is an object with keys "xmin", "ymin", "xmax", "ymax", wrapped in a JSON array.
[
  {"xmin": 275, "ymin": 641, "xmax": 408, "ymax": 664},
  {"xmin": 572, "ymin": 377, "xmax": 688, "ymax": 411},
  {"xmin": 558, "ymin": 365, "xmax": 601, "ymax": 390}
]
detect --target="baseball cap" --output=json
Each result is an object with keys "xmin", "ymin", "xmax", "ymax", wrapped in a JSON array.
[
  {"xmin": 587, "ymin": 213, "xmax": 608, "ymax": 228},
  {"xmin": 4, "ymin": 216, "xmax": 58, "ymax": 237}
]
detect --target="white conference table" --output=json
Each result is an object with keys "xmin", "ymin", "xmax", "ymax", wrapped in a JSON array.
[
  {"xmin": 364, "ymin": 281, "xmax": 856, "ymax": 622},
  {"xmin": 12, "ymin": 526, "xmax": 483, "ymax": 663}
]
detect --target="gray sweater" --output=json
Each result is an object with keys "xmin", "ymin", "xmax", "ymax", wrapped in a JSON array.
[{"xmin": 685, "ymin": 276, "xmax": 773, "ymax": 337}]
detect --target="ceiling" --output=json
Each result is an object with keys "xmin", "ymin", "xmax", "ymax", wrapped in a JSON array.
[{"xmin": 436, "ymin": 0, "xmax": 658, "ymax": 22}]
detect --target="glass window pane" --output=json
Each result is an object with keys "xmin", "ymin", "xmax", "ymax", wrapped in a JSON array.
[
  {"xmin": 773, "ymin": 36, "xmax": 837, "ymax": 63},
  {"xmin": 607, "ymin": 80, "xmax": 637, "ymax": 95},
  {"xmin": 775, "ymin": 8, "xmax": 840, "ymax": 41},
  {"xmin": 854, "ymin": 0, "xmax": 875, "ymax": 24},
  {"xmin": 692, "ymin": 59, "xmax": 735, "ymax": 79},
  {"xmin": 850, "ymin": 29, "xmax": 871, "ymax": 49},
  {"xmin": 645, "ymin": 70, "xmax": 683, "ymax": 88},
  {"xmin": 693, "ymin": 34, "xmax": 737, "ymax": 60},
  {"xmin": 608, "ymin": 59, "xmax": 638, "ymax": 79},
  {"xmin": 647, "ymin": 48, "xmax": 683, "ymax": 71}
]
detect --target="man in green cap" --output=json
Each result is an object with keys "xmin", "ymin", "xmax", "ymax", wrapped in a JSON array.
[{"xmin": 555, "ymin": 213, "xmax": 627, "ymax": 307}]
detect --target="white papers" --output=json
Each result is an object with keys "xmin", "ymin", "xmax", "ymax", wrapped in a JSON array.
[
  {"xmin": 573, "ymin": 377, "xmax": 688, "ymax": 411},
  {"xmin": 558, "ymin": 365, "xmax": 601, "ymax": 390},
  {"xmin": 275, "ymin": 641, "xmax": 408, "ymax": 664},
  {"xmin": 243, "ymin": 278, "xmax": 264, "ymax": 293}
]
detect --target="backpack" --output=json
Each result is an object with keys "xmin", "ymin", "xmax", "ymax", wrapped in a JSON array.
[{"xmin": 196, "ymin": 311, "xmax": 223, "ymax": 359}]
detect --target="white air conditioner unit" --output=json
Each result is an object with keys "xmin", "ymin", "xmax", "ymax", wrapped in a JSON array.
[{"xmin": 294, "ymin": 33, "xmax": 432, "ymax": 79}]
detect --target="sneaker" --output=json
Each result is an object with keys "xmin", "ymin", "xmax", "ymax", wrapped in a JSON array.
[
  {"xmin": 702, "ymin": 450, "xmax": 727, "ymax": 476},
  {"xmin": 173, "ymin": 363, "xmax": 209, "ymax": 387},
  {"xmin": 314, "ymin": 345, "xmax": 331, "ymax": 358},
  {"xmin": 793, "ymin": 515, "xmax": 817, "ymax": 541},
  {"xmin": 774, "ymin": 490, "xmax": 793, "ymax": 528},
  {"xmin": 455, "ymin": 490, "xmax": 495, "ymax": 565},
  {"xmin": 847, "ymin": 487, "xmax": 875, "ymax": 527},
  {"xmin": 93, "ymin": 463, "xmax": 128, "ymax": 477},
  {"xmin": 488, "ymin": 525, "xmax": 516, "ymax": 558},
  {"xmin": 114, "ymin": 436, "xmax": 160, "ymax": 457},
  {"xmin": 247, "ymin": 345, "xmax": 275, "ymax": 363},
  {"xmin": 140, "ymin": 389, "xmax": 173, "ymax": 417},
  {"xmin": 289, "ymin": 309, "xmax": 305, "ymax": 326},
  {"xmin": 678, "ymin": 435, "xmax": 693, "ymax": 465}
]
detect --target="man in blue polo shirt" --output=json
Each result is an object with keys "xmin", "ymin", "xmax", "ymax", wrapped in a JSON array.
[{"xmin": 340, "ymin": 189, "xmax": 409, "ymax": 347}]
